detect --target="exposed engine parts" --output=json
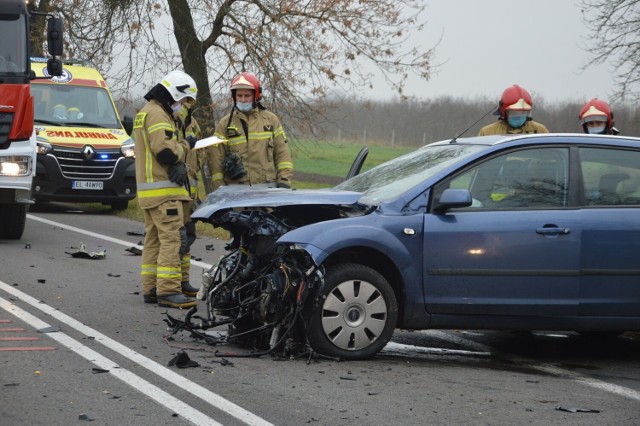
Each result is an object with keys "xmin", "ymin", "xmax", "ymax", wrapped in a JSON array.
[{"xmin": 165, "ymin": 209, "xmax": 325, "ymax": 358}]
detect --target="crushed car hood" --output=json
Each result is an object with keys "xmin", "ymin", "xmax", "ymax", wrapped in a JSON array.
[{"xmin": 192, "ymin": 186, "xmax": 368, "ymax": 220}]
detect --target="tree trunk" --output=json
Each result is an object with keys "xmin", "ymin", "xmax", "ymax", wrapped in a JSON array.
[{"xmin": 167, "ymin": 0, "xmax": 215, "ymax": 132}]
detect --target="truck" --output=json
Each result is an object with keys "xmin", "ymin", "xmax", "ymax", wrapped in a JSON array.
[
  {"xmin": 0, "ymin": 0, "xmax": 63, "ymax": 239},
  {"xmin": 30, "ymin": 60, "xmax": 136, "ymax": 211}
]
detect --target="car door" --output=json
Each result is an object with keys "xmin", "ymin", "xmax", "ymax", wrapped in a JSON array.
[
  {"xmin": 423, "ymin": 146, "xmax": 580, "ymax": 316},
  {"xmin": 578, "ymin": 146, "xmax": 640, "ymax": 316}
]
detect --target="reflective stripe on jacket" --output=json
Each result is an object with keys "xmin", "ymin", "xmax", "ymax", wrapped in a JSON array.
[
  {"xmin": 207, "ymin": 108, "xmax": 293, "ymax": 190},
  {"xmin": 479, "ymin": 119, "xmax": 549, "ymax": 136}
]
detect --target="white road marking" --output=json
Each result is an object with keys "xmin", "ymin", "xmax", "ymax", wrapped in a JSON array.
[
  {"xmin": 0, "ymin": 294, "xmax": 222, "ymax": 426},
  {"xmin": 26, "ymin": 213, "xmax": 640, "ymax": 405},
  {"xmin": 421, "ymin": 330, "xmax": 640, "ymax": 402}
]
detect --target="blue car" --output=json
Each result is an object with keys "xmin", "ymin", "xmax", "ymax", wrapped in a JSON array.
[{"xmin": 191, "ymin": 133, "xmax": 640, "ymax": 360}]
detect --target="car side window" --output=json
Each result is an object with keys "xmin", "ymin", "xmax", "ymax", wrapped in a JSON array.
[
  {"xmin": 580, "ymin": 147, "xmax": 640, "ymax": 206},
  {"xmin": 434, "ymin": 147, "xmax": 569, "ymax": 209}
]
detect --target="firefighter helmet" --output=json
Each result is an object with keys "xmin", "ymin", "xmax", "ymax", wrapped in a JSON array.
[
  {"xmin": 579, "ymin": 98, "xmax": 614, "ymax": 129},
  {"xmin": 160, "ymin": 70, "xmax": 198, "ymax": 102},
  {"xmin": 497, "ymin": 84, "xmax": 533, "ymax": 118},
  {"xmin": 230, "ymin": 72, "xmax": 262, "ymax": 102}
]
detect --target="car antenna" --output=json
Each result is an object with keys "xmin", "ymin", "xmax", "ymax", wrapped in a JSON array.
[{"xmin": 449, "ymin": 105, "xmax": 497, "ymax": 144}]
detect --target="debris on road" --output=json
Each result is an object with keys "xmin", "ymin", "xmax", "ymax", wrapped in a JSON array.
[
  {"xmin": 168, "ymin": 350, "xmax": 200, "ymax": 369},
  {"xmin": 126, "ymin": 230, "xmax": 145, "ymax": 236},
  {"xmin": 556, "ymin": 406, "xmax": 601, "ymax": 413},
  {"xmin": 65, "ymin": 243, "xmax": 106, "ymax": 259},
  {"xmin": 125, "ymin": 246, "xmax": 142, "ymax": 256}
]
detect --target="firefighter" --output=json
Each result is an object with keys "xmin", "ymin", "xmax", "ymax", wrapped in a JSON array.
[
  {"xmin": 133, "ymin": 70, "xmax": 198, "ymax": 308},
  {"xmin": 579, "ymin": 98, "xmax": 620, "ymax": 135},
  {"xmin": 67, "ymin": 106, "xmax": 82, "ymax": 120},
  {"xmin": 174, "ymin": 98, "xmax": 203, "ymax": 295},
  {"xmin": 479, "ymin": 84, "xmax": 549, "ymax": 135},
  {"xmin": 206, "ymin": 72, "xmax": 293, "ymax": 191}
]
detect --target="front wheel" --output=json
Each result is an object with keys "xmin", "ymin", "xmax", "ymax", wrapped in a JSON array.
[
  {"xmin": 307, "ymin": 263, "xmax": 398, "ymax": 360},
  {"xmin": 0, "ymin": 204, "xmax": 27, "ymax": 239}
]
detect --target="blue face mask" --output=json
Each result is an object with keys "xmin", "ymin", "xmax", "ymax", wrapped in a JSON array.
[
  {"xmin": 587, "ymin": 125, "xmax": 606, "ymax": 134},
  {"xmin": 507, "ymin": 115, "xmax": 527, "ymax": 128},
  {"xmin": 236, "ymin": 102, "xmax": 253, "ymax": 112}
]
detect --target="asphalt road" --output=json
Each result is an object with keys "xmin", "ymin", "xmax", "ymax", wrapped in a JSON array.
[{"xmin": 1, "ymin": 203, "xmax": 639, "ymax": 425}]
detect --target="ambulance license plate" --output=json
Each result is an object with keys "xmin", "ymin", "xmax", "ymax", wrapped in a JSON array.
[{"xmin": 72, "ymin": 180, "xmax": 104, "ymax": 190}]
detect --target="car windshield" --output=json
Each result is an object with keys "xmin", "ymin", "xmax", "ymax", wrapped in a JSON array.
[
  {"xmin": 335, "ymin": 143, "xmax": 484, "ymax": 204},
  {"xmin": 0, "ymin": 13, "xmax": 28, "ymax": 75},
  {"xmin": 32, "ymin": 83, "xmax": 121, "ymax": 129}
]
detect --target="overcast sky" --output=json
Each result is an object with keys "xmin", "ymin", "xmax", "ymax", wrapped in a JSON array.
[{"xmin": 369, "ymin": 0, "xmax": 614, "ymax": 104}]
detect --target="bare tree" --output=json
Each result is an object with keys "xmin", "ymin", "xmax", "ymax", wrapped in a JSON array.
[
  {"xmin": 581, "ymin": 0, "xmax": 640, "ymax": 102},
  {"xmin": 49, "ymin": 0, "xmax": 433, "ymax": 132}
]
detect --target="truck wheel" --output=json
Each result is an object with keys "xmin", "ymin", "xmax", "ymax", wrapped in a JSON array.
[
  {"xmin": 307, "ymin": 263, "xmax": 398, "ymax": 360},
  {"xmin": 0, "ymin": 204, "xmax": 28, "ymax": 240},
  {"xmin": 110, "ymin": 200, "xmax": 129, "ymax": 211}
]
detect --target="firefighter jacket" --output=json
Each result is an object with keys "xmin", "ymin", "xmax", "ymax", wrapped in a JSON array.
[
  {"xmin": 184, "ymin": 117, "xmax": 203, "ymax": 200},
  {"xmin": 133, "ymin": 99, "xmax": 191, "ymax": 209},
  {"xmin": 479, "ymin": 119, "xmax": 549, "ymax": 136},
  {"xmin": 208, "ymin": 108, "xmax": 293, "ymax": 190}
]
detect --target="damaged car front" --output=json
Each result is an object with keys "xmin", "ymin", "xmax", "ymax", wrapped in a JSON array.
[{"xmin": 188, "ymin": 142, "xmax": 487, "ymax": 360}]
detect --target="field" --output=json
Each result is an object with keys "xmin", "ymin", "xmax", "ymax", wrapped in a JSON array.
[{"xmin": 290, "ymin": 139, "xmax": 413, "ymax": 188}]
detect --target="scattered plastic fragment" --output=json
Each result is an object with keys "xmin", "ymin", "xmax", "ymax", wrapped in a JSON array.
[
  {"xmin": 78, "ymin": 413, "xmax": 95, "ymax": 421},
  {"xmin": 92, "ymin": 368, "xmax": 109, "ymax": 374},
  {"xmin": 24, "ymin": 243, "xmax": 31, "ymax": 249},
  {"xmin": 107, "ymin": 273, "xmax": 121, "ymax": 277},
  {"xmin": 168, "ymin": 350, "xmax": 200, "ymax": 369},
  {"xmin": 65, "ymin": 243, "xmax": 106, "ymax": 260},
  {"xmin": 556, "ymin": 406, "xmax": 600, "ymax": 413},
  {"xmin": 205, "ymin": 244, "xmax": 215, "ymax": 251},
  {"xmin": 125, "ymin": 246, "xmax": 142, "ymax": 256},
  {"xmin": 37, "ymin": 279, "xmax": 46, "ymax": 284},
  {"xmin": 127, "ymin": 230, "xmax": 145, "ymax": 236}
]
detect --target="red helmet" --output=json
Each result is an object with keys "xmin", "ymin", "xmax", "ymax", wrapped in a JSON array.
[
  {"xmin": 230, "ymin": 72, "xmax": 262, "ymax": 102},
  {"xmin": 497, "ymin": 84, "xmax": 533, "ymax": 118},
  {"xmin": 579, "ymin": 98, "xmax": 614, "ymax": 129}
]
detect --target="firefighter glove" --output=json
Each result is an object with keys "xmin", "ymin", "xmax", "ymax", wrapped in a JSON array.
[
  {"xmin": 186, "ymin": 135, "xmax": 197, "ymax": 149},
  {"xmin": 168, "ymin": 162, "xmax": 188, "ymax": 186}
]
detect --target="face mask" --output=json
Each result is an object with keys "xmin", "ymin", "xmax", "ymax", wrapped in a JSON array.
[
  {"xmin": 174, "ymin": 104, "xmax": 189, "ymax": 122},
  {"xmin": 507, "ymin": 115, "xmax": 527, "ymax": 128},
  {"xmin": 171, "ymin": 102, "xmax": 183, "ymax": 113},
  {"xmin": 587, "ymin": 125, "xmax": 606, "ymax": 134},
  {"xmin": 236, "ymin": 102, "xmax": 253, "ymax": 112}
]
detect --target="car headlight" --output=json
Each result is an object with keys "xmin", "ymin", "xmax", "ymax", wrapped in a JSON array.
[
  {"xmin": 121, "ymin": 139, "xmax": 135, "ymax": 158},
  {"xmin": 0, "ymin": 156, "xmax": 32, "ymax": 176},
  {"xmin": 36, "ymin": 140, "xmax": 52, "ymax": 155}
]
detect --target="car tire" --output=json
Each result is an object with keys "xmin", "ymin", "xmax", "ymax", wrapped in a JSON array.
[
  {"xmin": 307, "ymin": 263, "xmax": 398, "ymax": 360},
  {"xmin": 0, "ymin": 204, "xmax": 27, "ymax": 240},
  {"xmin": 110, "ymin": 200, "xmax": 129, "ymax": 211}
]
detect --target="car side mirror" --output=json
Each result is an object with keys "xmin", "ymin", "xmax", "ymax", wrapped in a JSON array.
[
  {"xmin": 47, "ymin": 17, "xmax": 64, "ymax": 57},
  {"xmin": 122, "ymin": 115, "xmax": 134, "ymax": 135},
  {"xmin": 433, "ymin": 188, "xmax": 472, "ymax": 213}
]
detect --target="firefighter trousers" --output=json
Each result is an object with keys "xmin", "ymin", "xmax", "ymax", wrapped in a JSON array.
[
  {"xmin": 141, "ymin": 200, "xmax": 188, "ymax": 296},
  {"xmin": 181, "ymin": 199, "xmax": 197, "ymax": 284}
]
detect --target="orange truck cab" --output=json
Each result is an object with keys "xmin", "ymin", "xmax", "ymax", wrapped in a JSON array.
[{"xmin": 31, "ymin": 59, "xmax": 136, "ymax": 210}]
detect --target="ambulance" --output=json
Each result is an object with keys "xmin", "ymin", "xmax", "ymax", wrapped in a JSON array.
[{"xmin": 30, "ymin": 59, "xmax": 136, "ymax": 210}]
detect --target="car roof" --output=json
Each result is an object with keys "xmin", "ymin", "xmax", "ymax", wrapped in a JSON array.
[{"xmin": 430, "ymin": 133, "xmax": 640, "ymax": 149}]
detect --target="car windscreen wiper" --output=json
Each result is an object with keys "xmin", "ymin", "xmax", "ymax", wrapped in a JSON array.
[
  {"xmin": 34, "ymin": 118, "xmax": 64, "ymax": 126},
  {"xmin": 65, "ymin": 122, "xmax": 109, "ymax": 128}
]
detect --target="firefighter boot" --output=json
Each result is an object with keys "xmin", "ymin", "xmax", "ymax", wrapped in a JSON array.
[
  {"xmin": 143, "ymin": 287, "xmax": 157, "ymax": 304},
  {"xmin": 181, "ymin": 281, "xmax": 199, "ymax": 297},
  {"xmin": 157, "ymin": 293, "xmax": 197, "ymax": 309}
]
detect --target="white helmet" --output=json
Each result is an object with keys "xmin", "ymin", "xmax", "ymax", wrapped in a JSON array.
[{"xmin": 160, "ymin": 70, "xmax": 198, "ymax": 102}]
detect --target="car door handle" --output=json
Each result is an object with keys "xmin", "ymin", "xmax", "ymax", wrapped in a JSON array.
[{"xmin": 536, "ymin": 227, "xmax": 570, "ymax": 235}]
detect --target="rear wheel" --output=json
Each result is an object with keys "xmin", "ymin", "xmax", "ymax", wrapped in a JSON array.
[
  {"xmin": 110, "ymin": 200, "xmax": 129, "ymax": 211},
  {"xmin": 307, "ymin": 263, "xmax": 397, "ymax": 360},
  {"xmin": 0, "ymin": 204, "xmax": 28, "ymax": 240}
]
